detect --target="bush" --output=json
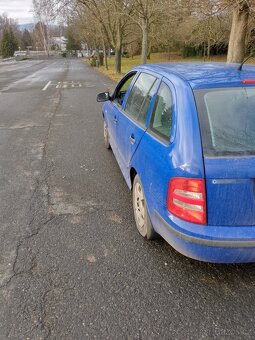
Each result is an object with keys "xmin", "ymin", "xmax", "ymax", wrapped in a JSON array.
[{"xmin": 90, "ymin": 57, "xmax": 96, "ymax": 67}]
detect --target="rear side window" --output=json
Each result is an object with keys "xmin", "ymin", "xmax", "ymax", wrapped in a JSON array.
[
  {"xmin": 125, "ymin": 73, "xmax": 157, "ymax": 122},
  {"xmin": 195, "ymin": 87, "xmax": 255, "ymax": 156},
  {"xmin": 150, "ymin": 82, "xmax": 173, "ymax": 141},
  {"xmin": 137, "ymin": 81, "xmax": 158, "ymax": 124}
]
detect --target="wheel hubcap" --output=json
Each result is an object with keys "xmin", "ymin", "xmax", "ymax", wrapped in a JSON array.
[
  {"xmin": 103, "ymin": 122, "xmax": 108, "ymax": 142},
  {"xmin": 134, "ymin": 182, "xmax": 145, "ymax": 232}
]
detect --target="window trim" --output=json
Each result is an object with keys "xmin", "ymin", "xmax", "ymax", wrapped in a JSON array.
[
  {"xmin": 136, "ymin": 78, "xmax": 158, "ymax": 125},
  {"xmin": 122, "ymin": 71, "xmax": 159, "ymax": 127},
  {"xmin": 112, "ymin": 71, "xmax": 138, "ymax": 108},
  {"xmin": 148, "ymin": 80, "xmax": 174, "ymax": 145},
  {"xmin": 146, "ymin": 128, "xmax": 172, "ymax": 146},
  {"xmin": 112, "ymin": 105, "xmax": 148, "ymax": 131}
]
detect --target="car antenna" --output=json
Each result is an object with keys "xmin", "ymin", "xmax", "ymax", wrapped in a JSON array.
[{"xmin": 238, "ymin": 51, "xmax": 255, "ymax": 71}]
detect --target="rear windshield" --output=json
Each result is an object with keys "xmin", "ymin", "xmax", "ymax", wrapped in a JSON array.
[{"xmin": 194, "ymin": 87, "xmax": 255, "ymax": 157}]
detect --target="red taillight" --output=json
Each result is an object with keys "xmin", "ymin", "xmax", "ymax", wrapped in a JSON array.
[
  {"xmin": 167, "ymin": 178, "xmax": 207, "ymax": 225},
  {"xmin": 241, "ymin": 79, "xmax": 255, "ymax": 84}
]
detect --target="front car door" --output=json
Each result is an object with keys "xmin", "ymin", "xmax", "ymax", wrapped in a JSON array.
[{"xmin": 103, "ymin": 72, "xmax": 137, "ymax": 155}]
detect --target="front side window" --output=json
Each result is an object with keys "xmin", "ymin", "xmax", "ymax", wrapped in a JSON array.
[
  {"xmin": 113, "ymin": 72, "xmax": 136, "ymax": 106},
  {"xmin": 125, "ymin": 73, "xmax": 157, "ymax": 121},
  {"xmin": 195, "ymin": 87, "xmax": 255, "ymax": 156},
  {"xmin": 150, "ymin": 82, "xmax": 173, "ymax": 141}
]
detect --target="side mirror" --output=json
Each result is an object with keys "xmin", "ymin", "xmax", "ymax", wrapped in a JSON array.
[{"xmin": 97, "ymin": 92, "xmax": 110, "ymax": 102}]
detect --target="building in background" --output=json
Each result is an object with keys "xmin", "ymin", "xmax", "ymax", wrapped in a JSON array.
[{"xmin": 51, "ymin": 36, "xmax": 67, "ymax": 51}]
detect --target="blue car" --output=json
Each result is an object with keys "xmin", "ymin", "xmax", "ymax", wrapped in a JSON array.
[{"xmin": 97, "ymin": 62, "xmax": 255, "ymax": 263}]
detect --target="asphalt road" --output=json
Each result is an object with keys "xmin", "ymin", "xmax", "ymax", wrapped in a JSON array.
[{"xmin": 0, "ymin": 58, "xmax": 255, "ymax": 340}]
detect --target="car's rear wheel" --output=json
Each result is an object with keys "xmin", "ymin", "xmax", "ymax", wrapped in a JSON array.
[
  {"xmin": 132, "ymin": 174, "xmax": 158, "ymax": 240},
  {"xmin": 103, "ymin": 121, "xmax": 111, "ymax": 149}
]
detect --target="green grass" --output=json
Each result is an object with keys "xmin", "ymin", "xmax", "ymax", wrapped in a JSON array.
[{"xmin": 93, "ymin": 52, "xmax": 227, "ymax": 82}]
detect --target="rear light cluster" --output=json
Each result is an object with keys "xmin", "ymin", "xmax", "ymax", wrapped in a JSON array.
[
  {"xmin": 167, "ymin": 178, "xmax": 207, "ymax": 225},
  {"xmin": 241, "ymin": 79, "xmax": 255, "ymax": 84}
]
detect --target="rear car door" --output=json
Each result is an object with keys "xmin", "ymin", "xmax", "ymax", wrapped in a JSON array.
[
  {"xmin": 115, "ymin": 72, "xmax": 159, "ymax": 184},
  {"xmin": 134, "ymin": 79, "xmax": 175, "ymax": 223},
  {"xmin": 195, "ymin": 86, "xmax": 255, "ymax": 226}
]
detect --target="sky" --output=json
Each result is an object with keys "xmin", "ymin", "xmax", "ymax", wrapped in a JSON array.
[{"xmin": 0, "ymin": 0, "xmax": 34, "ymax": 24}]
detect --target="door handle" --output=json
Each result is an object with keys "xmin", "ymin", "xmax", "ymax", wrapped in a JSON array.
[
  {"xmin": 129, "ymin": 135, "xmax": 136, "ymax": 144},
  {"xmin": 113, "ymin": 116, "xmax": 118, "ymax": 123}
]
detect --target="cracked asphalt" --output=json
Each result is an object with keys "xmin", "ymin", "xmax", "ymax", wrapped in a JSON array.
[{"xmin": 0, "ymin": 58, "xmax": 255, "ymax": 339}]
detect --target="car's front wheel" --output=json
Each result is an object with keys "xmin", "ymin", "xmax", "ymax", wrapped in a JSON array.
[
  {"xmin": 103, "ymin": 121, "xmax": 111, "ymax": 149},
  {"xmin": 132, "ymin": 174, "xmax": 158, "ymax": 240}
]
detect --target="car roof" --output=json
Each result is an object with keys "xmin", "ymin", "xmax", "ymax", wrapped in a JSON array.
[{"xmin": 135, "ymin": 62, "xmax": 255, "ymax": 89}]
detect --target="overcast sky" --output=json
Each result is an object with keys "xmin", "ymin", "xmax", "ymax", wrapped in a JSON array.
[{"xmin": 0, "ymin": 0, "xmax": 34, "ymax": 24}]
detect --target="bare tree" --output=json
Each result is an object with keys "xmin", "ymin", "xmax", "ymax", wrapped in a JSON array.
[
  {"xmin": 77, "ymin": 0, "xmax": 130, "ymax": 73},
  {"xmin": 47, "ymin": 0, "xmax": 255, "ymax": 66},
  {"xmin": 32, "ymin": 0, "xmax": 54, "ymax": 55},
  {"xmin": 227, "ymin": 0, "xmax": 252, "ymax": 63},
  {"xmin": 191, "ymin": 0, "xmax": 254, "ymax": 63},
  {"xmin": 122, "ymin": 0, "xmax": 170, "ymax": 64}
]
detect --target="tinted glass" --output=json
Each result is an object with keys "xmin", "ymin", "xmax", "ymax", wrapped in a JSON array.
[
  {"xmin": 137, "ymin": 81, "xmax": 158, "ymax": 124},
  {"xmin": 125, "ymin": 73, "xmax": 156, "ymax": 120},
  {"xmin": 150, "ymin": 82, "xmax": 172, "ymax": 140},
  {"xmin": 195, "ymin": 87, "xmax": 255, "ymax": 156}
]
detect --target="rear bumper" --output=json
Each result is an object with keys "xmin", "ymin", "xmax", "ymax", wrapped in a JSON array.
[{"xmin": 154, "ymin": 211, "xmax": 255, "ymax": 263}]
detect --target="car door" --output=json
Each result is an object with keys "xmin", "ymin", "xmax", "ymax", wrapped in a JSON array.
[
  {"xmin": 115, "ymin": 72, "xmax": 160, "ymax": 185},
  {"xmin": 104, "ymin": 72, "xmax": 137, "ymax": 154},
  {"xmin": 133, "ymin": 79, "xmax": 176, "ymax": 227}
]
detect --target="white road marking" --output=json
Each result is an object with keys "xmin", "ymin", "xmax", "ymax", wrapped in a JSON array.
[
  {"xmin": 1, "ymin": 85, "xmax": 11, "ymax": 92},
  {"xmin": 42, "ymin": 81, "xmax": 52, "ymax": 91},
  {"xmin": 41, "ymin": 80, "xmax": 86, "ymax": 90}
]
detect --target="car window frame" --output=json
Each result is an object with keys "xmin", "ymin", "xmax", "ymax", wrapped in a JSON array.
[
  {"xmin": 121, "ymin": 71, "xmax": 160, "ymax": 128},
  {"xmin": 111, "ymin": 71, "xmax": 138, "ymax": 109},
  {"xmin": 136, "ymin": 79, "xmax": 159, "ymax": 126},
  {"xmin": 147, "ymin": 78, "xmax": 177, "ymax": 146}
]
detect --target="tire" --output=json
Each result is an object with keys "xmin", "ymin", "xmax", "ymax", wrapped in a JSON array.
[
  {"xmin": 103, "ymin": 121, "xmax": 111, "ymax": 149},
  {"xmin": 132, "ymin": 174, "xmax": 158, "ymax": 240}
]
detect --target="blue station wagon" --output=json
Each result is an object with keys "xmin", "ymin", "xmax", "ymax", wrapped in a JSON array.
[{"xmin": 97, "ymin": 62, "xmax": 255, "ymax": 263}]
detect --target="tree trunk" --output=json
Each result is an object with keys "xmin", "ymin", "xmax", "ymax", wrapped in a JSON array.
[
  {"xmin": 141, "ymin": 20, "xmax": 148, "ymax": 64},
  {"xmin": 103, "ymin": 43, "xmax": 108, "ymax": 70},
  {"xmin": 114, "ymin": 19, "xmax": 122, "ymax": 73},
  {"xmin": 207, "ymin": 39, "xmax": 210, "ymax": 59},
  {"xmin": 39, "ymin": 21, "xmax": 48, "ymax": 57},
  {"xmin": 147, "ymin": 41, "xmax": 151, "ymax": 60},
  {"xmin": 115, "ymin": 48, "xmax": 121, "ymax": 73},
  {"xmin": 96, "ymin": 47, "xmax": 100, "ymax": 62},
  {"xmin": 227, "ymin": 2, "xmax": 250, "ymax": 63}
]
